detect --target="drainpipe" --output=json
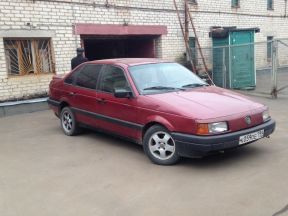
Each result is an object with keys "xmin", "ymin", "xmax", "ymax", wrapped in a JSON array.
[
  {"xmin": 71, "ymin": 3, "xmax": 78, "ymax": 49},
  {"xmin": 184, "ymin": 0, "xmax": 189, "ymax": 59},
  {"xmin": 285, "ymin": 0, "xmax": 287, "ymax": 17}
]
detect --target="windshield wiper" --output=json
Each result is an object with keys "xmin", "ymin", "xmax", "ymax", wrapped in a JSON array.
[
  {"xmin": 181, "ymin": 83, "xmax": 209, "ymax": 88},
  {"xmin": 143, "ymin": 86, "xmax": 183, "ymax": 91}
]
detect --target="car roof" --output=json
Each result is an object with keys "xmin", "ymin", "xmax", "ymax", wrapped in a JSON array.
[{"xmin": 88, "ymin": 58, "xmax": 172, "ymax": 67}]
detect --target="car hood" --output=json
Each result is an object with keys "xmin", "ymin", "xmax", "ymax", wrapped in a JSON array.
[{"xmin": 144, "ymin": 86, "xmax": 264, "ymax": 120}]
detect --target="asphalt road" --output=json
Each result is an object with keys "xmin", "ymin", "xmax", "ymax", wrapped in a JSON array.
[{"xmin": 0, "ymin": 95, "xmax": 287, "ymax": 216}]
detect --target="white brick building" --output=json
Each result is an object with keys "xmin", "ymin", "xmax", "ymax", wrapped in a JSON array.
[{"xmin": 0, "ymin": 0, "xmax": 287, "ymax": 101}]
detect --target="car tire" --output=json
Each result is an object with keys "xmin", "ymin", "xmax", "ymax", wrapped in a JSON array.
[
  {"xmin": 60, "ymin": 107, "xmax": 81, "ymax": 136},
  {"xmin": 143, "ymin": 125, "xmax": 180, "ymax": 165}
]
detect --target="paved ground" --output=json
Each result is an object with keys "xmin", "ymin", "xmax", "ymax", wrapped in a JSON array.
[{"xmin": 0, "ymin": 96, "xmax": 287, "ymax": 216}]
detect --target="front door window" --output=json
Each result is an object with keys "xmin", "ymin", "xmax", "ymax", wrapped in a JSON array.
[{"xmin": 98, "ymin": 65, "xmax": 129, "ymax": 93}]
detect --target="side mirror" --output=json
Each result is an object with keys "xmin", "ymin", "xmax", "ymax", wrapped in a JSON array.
[{"xmin": 114, "ymin": 88, "xmax": 133, "ymax": 98}]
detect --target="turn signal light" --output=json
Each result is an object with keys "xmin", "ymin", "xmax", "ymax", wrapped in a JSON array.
[{"xmin": 196, "ymin": 123, "xmax": 209, "ymax": 135}]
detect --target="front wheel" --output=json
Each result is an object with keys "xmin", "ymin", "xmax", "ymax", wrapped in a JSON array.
[
  {"xmin": 60, "ymin": 107, "xmax": 81, "ymax": 136},
  {"xmin": 143, "ymin": 125, "xmax": 180, "ymax": 165}
]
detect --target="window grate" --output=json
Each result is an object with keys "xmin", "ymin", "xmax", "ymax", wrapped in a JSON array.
[{"xmin": 4, "ymin": 38, "xmax": 55, "ymax": 76}]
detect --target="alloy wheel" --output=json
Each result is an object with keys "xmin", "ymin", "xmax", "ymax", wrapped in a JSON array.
[
  {"xmin": 61, "ymin": 110, "xmax": 73, "ymax": 133},
  {"xmin": 148, "ymin": 131, "xmax": 176, "ymax": 160}
]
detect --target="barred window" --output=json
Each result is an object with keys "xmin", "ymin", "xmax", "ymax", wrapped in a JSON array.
[
  {"xmin": 189, "ymin": 0, "xmax": 197, "ymax": 4},
  {"xmin": 267, "ymin": 36, "xmax": 273, "ymax": 61},
  {"xmin": 231, "ymin": 0, "xmax": 239, "ymax": 7},
  {"xmin": 267, "ymin": 0, "xmax": 273, "ymax": 10},
  {"xmin": 4, "ymin": 38, "xmax": 55, "ymax": 76}
]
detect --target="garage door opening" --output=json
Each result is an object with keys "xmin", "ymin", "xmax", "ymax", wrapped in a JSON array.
[{"xmin": 82, "ymin": 36, "xmax": 159, "ymax": 61}]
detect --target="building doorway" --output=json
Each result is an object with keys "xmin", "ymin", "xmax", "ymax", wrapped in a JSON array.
[{"xmin": 82, "ymin": 36, "xmax": 159, "ymax": 61}]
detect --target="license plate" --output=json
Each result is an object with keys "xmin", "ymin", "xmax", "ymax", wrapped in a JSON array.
[{"xmin": 239, "ymin": 130, "xmax": 264, "ymax": 145}]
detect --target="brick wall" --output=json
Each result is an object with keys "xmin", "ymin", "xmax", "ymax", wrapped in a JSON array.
[{"xmin": 0, "ymin": 0, "xmax": 287, "ymax": 101}]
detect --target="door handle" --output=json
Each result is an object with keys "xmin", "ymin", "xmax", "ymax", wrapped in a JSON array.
[
  {"xmin": 68, "ymin": 92, "xmax": 75, "ymax": 96},
  {"xmin": 96, "ymin": 98, "xmax": 106, "ymax": 104}
]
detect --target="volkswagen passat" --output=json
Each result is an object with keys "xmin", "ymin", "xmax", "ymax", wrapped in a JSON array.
[{"xmin": 48, "ymin": 58, "xmax": 275, "ymax": 165}]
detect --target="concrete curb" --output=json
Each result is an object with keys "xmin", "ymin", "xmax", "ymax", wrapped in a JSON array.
[{"xmin": 0, "ymin": 98, "xmax": 49, "ymax": 118}]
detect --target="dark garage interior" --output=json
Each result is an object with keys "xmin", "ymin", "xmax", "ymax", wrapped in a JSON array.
[{"xmin": 82, "ymin": 36, "xmax": 158, "ymax": 60}]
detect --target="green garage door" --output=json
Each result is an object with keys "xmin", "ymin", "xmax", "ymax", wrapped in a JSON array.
[{"xmin": 230, "ymin": 31, "xmax": 255, "ymax": 89}]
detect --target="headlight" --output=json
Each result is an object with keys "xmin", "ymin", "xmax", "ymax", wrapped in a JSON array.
[
  {"xmin": 262, "ymin": 110, "xmax": 270, "ymax": 122},
  {"xmin": 197, "ymin": 122, "xmax": 228, "ymax": 135},
  {"xmin": 208, "ymin": 122, "xmax": 228, "ymax": 134}
]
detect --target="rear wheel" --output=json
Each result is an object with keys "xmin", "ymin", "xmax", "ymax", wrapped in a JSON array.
[
  {"xmin": 143, "ymin": 125, "xmax": 180, "ymax": 165},
  {"xmin": 60, "ymin": 107, "xmax": 81, "ymax": 136}
]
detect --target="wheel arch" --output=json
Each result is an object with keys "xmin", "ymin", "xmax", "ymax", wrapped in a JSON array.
[
  {"xmin": 59, "ymin": 101, "xmax": 70, "ymax": 113},
  {"xmin": 142, "ymin": 116, "xmax": 175, "ymax": 139}
]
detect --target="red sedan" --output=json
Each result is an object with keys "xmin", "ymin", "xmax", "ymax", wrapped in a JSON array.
[{"xmin": 48, "ymin": 58, "xmax": 275, "ymax": 165}]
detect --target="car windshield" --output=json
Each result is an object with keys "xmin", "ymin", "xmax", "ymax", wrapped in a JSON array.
[{"xmin": 129, "ymin": 62, "xmax": 207, "ymax": 94}]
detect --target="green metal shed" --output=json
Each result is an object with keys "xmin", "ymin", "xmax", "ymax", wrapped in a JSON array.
[{"xmin": 210, "ymin": 27, "xmax": 260, "ymax": 89}]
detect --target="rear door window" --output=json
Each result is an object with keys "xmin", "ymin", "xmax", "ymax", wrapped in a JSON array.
[
  {"xmin": 64, "ymin": 66, "xmax": 83, "ymax": 85},
  {"xmin": 75, "ymin": 64, "xmax": 102, "ymax": 90}
]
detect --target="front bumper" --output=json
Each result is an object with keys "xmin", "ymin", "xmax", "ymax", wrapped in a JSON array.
[{"xmin": 172, "ymin": 119, "xmax": 276, "ymax": 158}]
